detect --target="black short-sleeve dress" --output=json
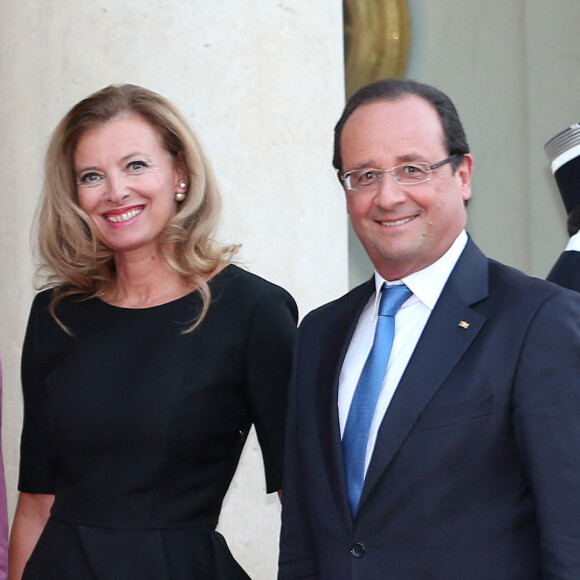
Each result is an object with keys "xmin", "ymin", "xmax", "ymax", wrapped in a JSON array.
[{"xmin": 18, "ymin": 265, "xmax": 298, "ymax": 579}]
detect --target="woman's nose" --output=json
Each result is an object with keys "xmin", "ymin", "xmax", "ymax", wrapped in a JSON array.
[{"xmin": 105, "ymin": 174, "xmax": 130, "ymax": 203}]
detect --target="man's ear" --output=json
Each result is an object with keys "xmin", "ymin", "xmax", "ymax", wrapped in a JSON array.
[{"xmin": 458, "ymin": 154, "xmax": 473, "ymax": 202}]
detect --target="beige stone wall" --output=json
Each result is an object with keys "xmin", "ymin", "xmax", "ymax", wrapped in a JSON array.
[{"xmin": 0, "ymin": 2, "xmax": 346, "ymax": 578}]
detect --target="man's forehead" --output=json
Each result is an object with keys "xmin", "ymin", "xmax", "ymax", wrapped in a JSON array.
[
  {"xmin": 345, "ymin": 95, "xmax": 441, "ymax": 130},
  {"xmin": 340, "ymin": 98, "xmax": 446, "ymax": 163}
]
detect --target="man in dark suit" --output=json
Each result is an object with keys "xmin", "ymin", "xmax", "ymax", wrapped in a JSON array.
[
  {"xmin": 545, "ymin": 122, "xmax": 580, "ymax": 291},
  {"xmin": 278, "ymin": 79, "xmax": 580, "ymax": 579}
]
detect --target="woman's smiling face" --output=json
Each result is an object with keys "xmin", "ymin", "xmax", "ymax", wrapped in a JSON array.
[{"xmin": 74, "ymin": 113, "xmax": 185, "ymax": 257}]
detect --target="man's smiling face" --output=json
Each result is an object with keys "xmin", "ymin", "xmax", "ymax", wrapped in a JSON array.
[{"xmin": 340, "ymin": 95, "xmax": 473, "ymax": 280}]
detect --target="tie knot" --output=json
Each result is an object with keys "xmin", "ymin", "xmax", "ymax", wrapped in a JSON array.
[{"xmin": 378, "ymin": 284, "xmax": 412, "ymax": 317}]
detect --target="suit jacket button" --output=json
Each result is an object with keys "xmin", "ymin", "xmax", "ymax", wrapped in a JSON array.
[{"xmin": 350, "ymin": 543, "xmax": 366, "ymax": 558}]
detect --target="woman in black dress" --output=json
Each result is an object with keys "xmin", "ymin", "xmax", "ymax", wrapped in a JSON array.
[{"xmin": 8, "ymin": 84, "xmax": 297, "ymax": 579}]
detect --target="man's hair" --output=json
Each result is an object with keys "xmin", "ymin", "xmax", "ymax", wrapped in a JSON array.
[{"xmin": 333, "ymin": 78, "xmax": 470, "ymax": 173}]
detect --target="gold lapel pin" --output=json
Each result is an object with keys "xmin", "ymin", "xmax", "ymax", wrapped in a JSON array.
[{"xmin": 458, "ymin": 320, "xmax": 470, "ymax": 329}]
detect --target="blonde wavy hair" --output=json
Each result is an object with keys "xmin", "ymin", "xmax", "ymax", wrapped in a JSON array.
[{"xmin": 37, "ymin": 84, "xmax": 238, "ymax": 331}]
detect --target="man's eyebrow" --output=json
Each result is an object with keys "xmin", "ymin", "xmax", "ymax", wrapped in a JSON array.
[
  {"xmin": 346, "ymin": 154, "xmax": 427, "ymax": 172},
  {"xmin": 395, "ymin": 153, "xmax": 427, "ymax": 163},
  {"xmin": 345, "ymin": 160, "xmax": 380, "ymax": 172}
]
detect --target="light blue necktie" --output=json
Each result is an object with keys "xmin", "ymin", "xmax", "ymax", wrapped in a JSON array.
[{"xmin": 342, "ymin": 283, "xmax": 412, "ymax": 516}]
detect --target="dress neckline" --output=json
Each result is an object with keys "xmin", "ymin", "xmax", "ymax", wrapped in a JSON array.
[{"xmin": 94, "ymin": 264, "xmax": 233, "ymax": 312}]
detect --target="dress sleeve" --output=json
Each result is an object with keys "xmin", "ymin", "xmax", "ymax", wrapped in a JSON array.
[
  {"xmin": 245, "ymin": 285, "xmax": 298, "ymax": 493},
  {"xmin": 18, "ymin": 293, "xmax": 59, "ymax": 494}
]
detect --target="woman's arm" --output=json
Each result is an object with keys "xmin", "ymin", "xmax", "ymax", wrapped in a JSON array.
[{"xmin": 8, "ymin": 493, "xmax": 54, "ymax": 580}]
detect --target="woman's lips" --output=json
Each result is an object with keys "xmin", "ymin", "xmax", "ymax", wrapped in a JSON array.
[{"xmin": 104, "ymin": 206, "xmax": 144, "ymax": 223}]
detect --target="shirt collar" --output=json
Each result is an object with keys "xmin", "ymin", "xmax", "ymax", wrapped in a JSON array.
[
  {"xmin": 370, "ymin": 230, "xmax": 468, "ymax": 317},
  {"xmin": 565, "ymin": 228, "xmax": 580, "ymax": 252}
]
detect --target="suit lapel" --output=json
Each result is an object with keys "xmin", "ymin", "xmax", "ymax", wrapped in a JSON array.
[
  {"xmin": 360, "ymin": 240, "xmax": 490, "ymax": 507},
  {"xmin": 315, "ymin": 279, "xmax": 375, "ymax": 526}
]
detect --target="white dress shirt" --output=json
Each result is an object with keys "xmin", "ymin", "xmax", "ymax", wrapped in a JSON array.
[
  {"xmin": 565, "ymin": 229, "xmax": 580, "ymax": 252},
  {"xmin": 338, "ymin": 230, "xmax": 468, "ymax": 475}
]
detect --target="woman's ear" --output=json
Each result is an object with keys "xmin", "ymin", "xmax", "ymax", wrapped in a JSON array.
[{"xmin": 174, "ymin": 152, "xmax": 189, "ymax": 188}]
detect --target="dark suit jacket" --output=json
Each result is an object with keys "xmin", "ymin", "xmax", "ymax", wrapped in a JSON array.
[
  {"xmin": 547, "ymin": 250, "xmax": 580, "ymax": 292},
  {"xmin": 279, "ymin": 239, "xmax": 580, "ymax": 580}
]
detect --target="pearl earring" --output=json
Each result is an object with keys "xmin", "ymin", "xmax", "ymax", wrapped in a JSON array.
[{"xmin": 175, "ymin": 182, "xmax": 187, "ymax": 202}]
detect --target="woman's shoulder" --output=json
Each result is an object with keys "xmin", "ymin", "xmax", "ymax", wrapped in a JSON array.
[
  {"xmin": 210, "ymin": 264, "xmax": 298, "ymax": 320},
  {"xmin": 213, "ymin": 264, "xmax": 293, "ymax": 300},
  {"xmin": 30, "ymin": 287, "xmax": 93, "ymax": 312},
  {"xmin": 28, "ymin": 287, "xmax": 102, "ymax": 336},
  {"xmin": 28, "ymin": 287, "xmax": 56, "ymax": 316}
]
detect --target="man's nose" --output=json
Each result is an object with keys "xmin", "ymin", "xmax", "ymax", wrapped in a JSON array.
[{"xmin": 373, "ymin": 171, "xmax": 405, "ymax": 208}]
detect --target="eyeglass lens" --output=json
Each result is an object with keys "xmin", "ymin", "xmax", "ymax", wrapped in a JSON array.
[{"xmin": 347, "ymin": 163, "xmax": 431, "ymax": 189}]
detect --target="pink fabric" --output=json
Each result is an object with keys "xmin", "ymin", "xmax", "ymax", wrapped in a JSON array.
[{"xmin": 0, "ymin": 359, "xmax": 7, "ymax": 579}]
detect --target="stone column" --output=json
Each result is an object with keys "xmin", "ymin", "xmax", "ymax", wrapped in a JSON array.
[{"xmin": 0, "ymin": 2, "xmax": 346, "ymax": 578}]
